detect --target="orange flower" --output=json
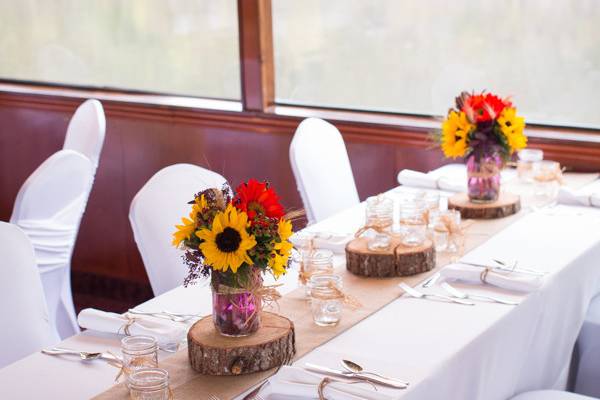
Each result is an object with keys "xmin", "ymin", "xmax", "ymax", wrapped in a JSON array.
[
  {"xmin": 233, "ymin": 179, "xmax": 284, "ymax": 220},
  {"xmin": 462, "ymin": 93, "xmax": 511, "ymax": 123}
]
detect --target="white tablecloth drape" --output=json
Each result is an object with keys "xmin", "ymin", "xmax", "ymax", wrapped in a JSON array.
[
  {"xmin": 292, "ymin": 208, "xmax": 600, "ymax": 400},
  {"xmin": 1, "ymin": 197, "xmax": 600, "ymax": 399}
]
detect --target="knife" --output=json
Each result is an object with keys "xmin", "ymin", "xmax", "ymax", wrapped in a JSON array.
[{"xmin": 305, "ymin": 363, "xmax": 409, "ymax": 389}]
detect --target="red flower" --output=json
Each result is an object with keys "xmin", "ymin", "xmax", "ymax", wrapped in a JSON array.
[
  {"xmin": 233, "ymin": 179, "xmax": 284, "ymax": 221},
  {"xmin": 462, "ymin": 93, "xmax": 511, "ymax": 123}
]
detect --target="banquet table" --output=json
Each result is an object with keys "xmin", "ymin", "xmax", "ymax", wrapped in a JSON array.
[{"xmin": 2, "ymin": 173, "xmax": 600, "ymax": 400}]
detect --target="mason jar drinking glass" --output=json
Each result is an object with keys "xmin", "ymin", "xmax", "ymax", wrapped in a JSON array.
[
  {"xmin": 532, "ymin": 160, "xmax": 561, "ymax": 206},
  {"xmin": 309, "ymin": 274, "xmax": 343, "ymax": 326},
  {"xmin": 398, "ymin": 202, "xmax": 427, "ymax": 246},
  {"xmin": 517, "ymin": 149, "xmax": 544, "ymax": 182},
  {"xmin": 365, "ymin": 195, "xmax": 393, "ymax": 251},
  {"xmin": 304, "ymin": 249, "xmax": 334, "ymax": 296},
  {"xmin": 431, "ymin": 209, "xmax": 462, "ymax": 253},
  {"xmin": 127, "ymin": 368, "xmax": 170, "ymax": 400},
  {"xmin": 121, "ymin": 335, "xmax": 159, "ymax": 375}
]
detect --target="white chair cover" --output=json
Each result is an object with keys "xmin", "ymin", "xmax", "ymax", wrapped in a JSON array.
[
  {"xmin": 0, "ymin": 222, "xmax": 59, "ymax": 368},
  {"xmin": 510, "ymin": 391, "xmax": 595, "ymax": 400},
  {"xmin": 63, "ymin": 99, "xmax": 106, "ymax": 169},
  {"xmin": 129, "ymin": 164, "xmax": 228, "ymax": 296},
  {"xmin": 572, "ymin": 294, "xmax": 600, "ymax": 397},
  {"xmin": 290, "ymin": 118, "xmax": 359, "ymax": 224},
  {"xmin": 10, "ymin": 150, "xmax": 94, "ymax": 339}
]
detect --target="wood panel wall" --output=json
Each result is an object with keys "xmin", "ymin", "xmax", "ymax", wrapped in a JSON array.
[{"xmin": 2, "ymin": 91, "xmax": 600, "ymax": 310}]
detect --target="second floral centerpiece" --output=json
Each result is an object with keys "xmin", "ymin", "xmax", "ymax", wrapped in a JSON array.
[
  {"xmin": 437, "ymin": 91, "xmax": 527, "ymax": 203},
  {"xmin": 172, "ymin": 179, "xmax": 294, "ymax": 337}
]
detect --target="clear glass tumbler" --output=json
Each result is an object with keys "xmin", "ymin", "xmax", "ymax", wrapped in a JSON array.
[
  {"xmin": 399, "ymin": 203, "xmax": 427, "ymax": 246},
  {"xmin": 304, "ymin": 249, "xmax": 334, "ymax": 296},
  {"xmin": 127, "ymin": 368, "xmax": 170, "ymax": 400},
  {"xmin": 121, "ymin": 335, "xmax": 159, "ymax": 376},
  {"xmin": 532, "ymin": 160, "xmax": 561, "ymax": 206},
  {"xmin": 432, "ymin": 209, "xmax": 462, "ymax": 253},
  {"xmin": 365, "ymin": 195, "xmax": 393, "ymax": 251},
  {"xmin": 309, "ymin": 274, "xmax": 343, "ymax": 326},
  {"xmin": 517, "ymin": 149, "xmax": 544, "ymax": 182}
]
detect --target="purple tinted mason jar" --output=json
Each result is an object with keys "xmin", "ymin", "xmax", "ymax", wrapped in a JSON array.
[
  {"xmin": 211, "ymin": 270, "xmax": 262, "ymax": 337},
  {"xmin": 466, "ymin": 153, "xmax": 502, "ymax": 203}
]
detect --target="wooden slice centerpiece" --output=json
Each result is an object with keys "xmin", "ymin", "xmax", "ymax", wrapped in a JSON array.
[
  {"xmin": 346, "ymin": 237, "xmax": 435, "ymax": 278},
  {"xmin": 448, "ymin": 192, "xmax": 521, "ymax": 219},
  {"xmin": 187, "ymin": 312, "xmax": 295, "ymax": 375}
]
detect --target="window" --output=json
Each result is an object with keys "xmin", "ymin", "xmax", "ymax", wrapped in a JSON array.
[
  {"xmin": 0, "ymin": 0, "xmax": 240, "ymax": 100},
  {"xmin": 273, "ymin": 1, "xmax": 600, "ymax": 128}
]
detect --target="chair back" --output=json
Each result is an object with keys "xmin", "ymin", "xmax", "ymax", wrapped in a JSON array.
[
  {"xmin": 130, "ymin": 164, "xmax": 228, "ymax": 295},
  {"xmin": 290, "ymin": 118, "xmax": 359, "ymax": 223},
  {"xmin": 0, "ymin": 222, "xmax": 58, "ymax": 368},
  {"xmin": 63, "ymin": 99, "xmax": 106, "ymax": 169},
  {"xmin": 10, "ymin": 149, "xmax": 94, "ymax": 338}
]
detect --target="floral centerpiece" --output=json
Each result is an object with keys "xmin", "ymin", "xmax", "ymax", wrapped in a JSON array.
[
  {"xmin": 437, "ymin": 91, "xmax": 527, "ymax": 203},
  {"xmin": 172, "ymin": 179, "xmax": 294, "ymax": 337}
]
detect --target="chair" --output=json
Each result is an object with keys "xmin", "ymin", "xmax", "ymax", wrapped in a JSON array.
[
  {"xmin": 290, "ymin": 118, "xmax": 359, "ymax": 224},
  {"xmin": 129, "ymin": 164, "xmax": 228, "ymax": 296},
  {"xmin": 10, "ymin": 150, "xmax": 94, "ymax": 339},
  {"xmin": 0, "ymin": 222, "xmax": 59, "ymax": 368},
  {"xmin": 63, "ymin": 99, "xmax": 106, "ymax": 169},
  {"xmin": 572, "ymin": 294, "xmax": 600, "ymax": 397},
  {"xmin": 510, "ymin": 390, "xmax": 596, "ymax": 400}
]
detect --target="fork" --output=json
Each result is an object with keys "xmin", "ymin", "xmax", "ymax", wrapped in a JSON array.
[
  {"xmin": 441, "ymin": 282, "xmax": 519, "ymax": 305},
  {"xmin": 398, "ymin": 282, "xmax": 475, "ymax": 305},
  {"xmin": 208, "ymin": 395, "xmax": 222, "ymax": 400},
  {"xmin": 127, "ymin": 309, "xmax": 199, "ymax": 323}
]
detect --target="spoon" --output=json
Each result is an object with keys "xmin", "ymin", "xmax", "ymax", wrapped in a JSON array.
[
  {"xmin": 42, "ymin": 347, "xmax": 104, "ymax": 361},
  {"xmin": 341, "ymin": 360, "xmax": 409, "ymax": 387}
]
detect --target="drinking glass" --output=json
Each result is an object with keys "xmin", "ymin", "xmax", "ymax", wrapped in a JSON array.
[
  {"xmin": 309, "ymin": 274, "xmax": 343, "ymax": 326},
  {"xmin": 365, "ymin": 195, "xmax": 393, "ymax": 250},
  {"xmin": 532, "ymin": 160, "xmax": 561, "ymax": 206},
  {"xmin": 398, "ymin": 202, "xmax": 427, "ymax": 246},
  {"xmin": 127, "ymin": 368, "xmax": 170, "ymax": 400},
  {"xmin": 121, "ymin": 336, "xmax": 159, "ymax": 376},
  {"xmin": 517, "ymin": 149, "xmax": 544, "ymax": 182}
]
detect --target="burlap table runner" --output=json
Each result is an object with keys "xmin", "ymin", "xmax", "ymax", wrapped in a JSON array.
[{"xmin": 94, "ymin": 173, "xmax": 598, "ymax": 400}]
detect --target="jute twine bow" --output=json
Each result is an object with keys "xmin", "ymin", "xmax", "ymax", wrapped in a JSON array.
[
  {"xmin": 311, "ymin": 281, "xmax": 362, "ymax": 309},
  {"xmin": 298, "ymin": 237, "xmax": 316, "ymax": 285},
  {"xmin": 480, "ymin": 267, "xmax": 491, "ymax": 284},
  {"xmin": 434, "ymin": 217, "xmax": 474, "ymax": 257},
  {"xmin": 467, "ymin": 161, "xmax": 500, "ymax": 179},
  {"xmin": 118, "ymin": 316, "xmax": 137, "ymax": 336},
  {"xmin": 534, "ymin": 167, "xmax": 564, "ymax": 185},
  {"xmin": 107, "ymin": 351, "xmax": 161, "ymax": 383},
  {"xmin": 353, "ymin": 220, "xmax": 393, "ymax": 240},
  {"xmin": 317, "ymin": 376, "xmax": 377, "ymax": 399}
]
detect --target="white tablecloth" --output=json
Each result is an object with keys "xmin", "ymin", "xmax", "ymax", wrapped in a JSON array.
[{"xmin": 1, "ymin": 191, "xmax": 600, "ymax": 399}]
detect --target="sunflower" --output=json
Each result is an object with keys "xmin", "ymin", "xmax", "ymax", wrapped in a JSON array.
[
  {"xmin": 233, "ymin": 179, "xmax": 284, "ymax": 220},
  {"xmin": 497, "ymin": 107, "xmax": 527, "ymax": 153},
  {"xmin": 268, "ymin": 219, "xmax": 293, "ymax": 277},
  {"xmin": 196, "ymin": 204, "xmax": 256, "ymax": 273},
  {"xmin": 441, "ymin": 111, "xmax": 473, "ymax": 158},
  {"xmin": 172, "ymin": 195, "xmax": 208, "ymax": 247}
]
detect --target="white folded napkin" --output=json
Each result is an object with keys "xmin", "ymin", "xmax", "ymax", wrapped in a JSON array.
[
  {"xmin": 557, "ymin": 180, "xmax": 600, "ymax": 208},
  {"xmin": 77, "ymin": 308, "xmax": 186, "ymax": 346},
  {"xmin": 260, "ymin": 366, "xmax": 395, "ymax": 400},
  {"xmin": 290, "ymin": 232, "xmax": 353, "ymax": 254},
  {"xmin": 397, "ymin": 169, "xmax": 464, "ymax": 192},
  {"xmin": 440, "ymin": 263, "xmax": 544, "ymax": 293}
]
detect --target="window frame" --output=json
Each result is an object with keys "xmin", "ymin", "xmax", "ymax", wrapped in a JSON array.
[{"xmin": 0, "ymin": 0, "xmax": 598, "ymax": 139}]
